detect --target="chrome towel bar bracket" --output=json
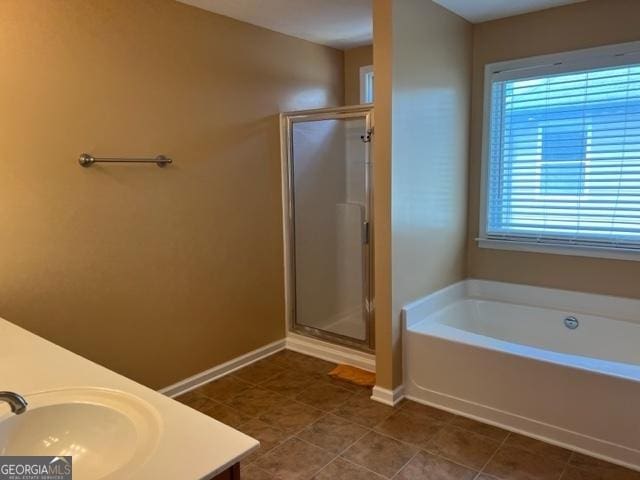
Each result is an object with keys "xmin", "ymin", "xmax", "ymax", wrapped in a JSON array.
[{"xmin": 78, "ymin": 153, "xmax": 172, "ymax": 168}]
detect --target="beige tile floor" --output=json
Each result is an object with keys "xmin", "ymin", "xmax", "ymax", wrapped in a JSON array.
[{"xmin": 176, "ymin": 350, "xmax": 640, "ymax": 480}]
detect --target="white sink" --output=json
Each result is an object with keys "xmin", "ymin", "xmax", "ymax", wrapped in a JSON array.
[{"xmin": 0, "ymin": 388, "xmax": 162, "ymax": 480}]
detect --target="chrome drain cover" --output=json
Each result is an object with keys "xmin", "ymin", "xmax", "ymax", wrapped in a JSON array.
[{"xmin": 564, "ymin": 316, "xmax": 579, "ymax": 330}]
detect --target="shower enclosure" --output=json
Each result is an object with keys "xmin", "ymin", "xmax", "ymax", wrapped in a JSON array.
[{"xmin": 281, "ymin": 105, "xmax": 373, "ymax": 351}]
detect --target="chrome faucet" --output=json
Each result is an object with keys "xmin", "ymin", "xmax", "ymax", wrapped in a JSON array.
[{"xmin": 0, "ymin": 391, "xmax": 28, "ymax": 414}]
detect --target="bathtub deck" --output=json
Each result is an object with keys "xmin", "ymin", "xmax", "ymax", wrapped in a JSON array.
[{"xmin": 174, "ymin": 350, "xmax": 639, "ymax": 480}]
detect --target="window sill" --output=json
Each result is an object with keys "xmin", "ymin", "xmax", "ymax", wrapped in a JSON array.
[{"xmin": 477, "ymin": 238, "xmax": 640, "ymax": 262}]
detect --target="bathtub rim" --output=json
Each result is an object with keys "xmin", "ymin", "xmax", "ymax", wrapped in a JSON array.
[{"xmin": 403, "ymin": 279, "xmax": 640, "ymax": 329}]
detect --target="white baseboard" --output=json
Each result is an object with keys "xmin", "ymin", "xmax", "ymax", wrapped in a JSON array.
[
  {"xmin": 285, "ymin": 332, "xmax": 375, "ymax": 372},
  {"xmin": 371, "ymin": 384, "xmax": 405, "ymax": 406},
  {"xmin": 404, "ymin": 385, "xmax": 640, "ymax": 472},
  {"xmin": 159, "ymin": 339, "xmax": 286, "ymax": 398}
]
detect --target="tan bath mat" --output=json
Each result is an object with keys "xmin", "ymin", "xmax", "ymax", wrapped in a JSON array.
[{"xmin": 329, "ymin": 364, "xmax": 376, "ymax": 387}]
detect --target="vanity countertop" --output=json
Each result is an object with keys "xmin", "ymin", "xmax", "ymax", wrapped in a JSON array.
[{"xmin": 0, "ymin": 318, "xmax": 259, "ymax": 479}]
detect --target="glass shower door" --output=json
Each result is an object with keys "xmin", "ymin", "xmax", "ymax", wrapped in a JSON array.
[{"xmin": 285, "ymin": 108, "xmax": 372, "ymax": 349}]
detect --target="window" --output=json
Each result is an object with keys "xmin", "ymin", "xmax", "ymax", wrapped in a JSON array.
[
  {"xmin": 540, "ymin": 124, "xmax": 586, "ymax": 195},
  {"xmin": 360, "ymin": 65, "xmax": 374, "ymax": 104},
  {"xmin": 480, "ymin": 42, "xmax": 640, "ymax": 259}
]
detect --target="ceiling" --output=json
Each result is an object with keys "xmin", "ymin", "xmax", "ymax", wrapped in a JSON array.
[
  {"xmin": 177, "ymin": 0, "xmax": 373, "ymax": 49},
  {"xmin": 177, "ymin": 0, "xmax": 585, "ymax": 50},
  {"xmin": 434, "ymin": 0, "xmax": 585, "ymax": 23}
]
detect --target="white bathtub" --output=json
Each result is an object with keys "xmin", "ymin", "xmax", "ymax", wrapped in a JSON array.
[{"xmin": 403, "ymin": 280, "xmax": 640, "ymax": 470}]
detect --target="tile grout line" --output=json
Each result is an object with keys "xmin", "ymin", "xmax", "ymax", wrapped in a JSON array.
[
  {"xmin": 241, "ymin": 463, "xmax": 273, "ymax": 477},
  {"xmin": 368, "ymin": 427, "xmax": 420, "ymax": 445},
  {"xmin": 430, "ymin": 450, "xmax": 486, "ymax": 477},
  {"xmin": 474, "ymin": 433, "xmax": 576, "ymax": 480},
  {"xmin": 213, "ymin": 383, "xmax": 369, "ymax": 467},
  {"xmin": 365, "ymin": 415, "xmax": 425, "ymax": 479},
  {"xmin": 228, "ymin": 373, "xmax": 256, "ymax": 386},
  {"xmin": 292, "ymin": 422, "xmax": 392, "ymax": 478},
  {"xmin": 337, "ymin": 426, "xmax": 375, "ymax": 455},
  {"xmin": 397, "ymin": 401, "xmax": 460, "ymax": 428},
  {"xmin": 294, "ymin": 387, "xmax": 360, "ymax": 414},
  {"xmin": 217, "ymin": 358, "xmax": 364, "ymax": 417},
  {"xmin": 308, "ymin": 460, "xmax": 336, "ymax": 479},
  {"xmin": 268, "ymin": 396, "xmax": 372, "ymax": 449},
  {"xmin": 338, "ymin": 456, "xmax": 387, "ymax": 479},
  {"xmin": 389, "ymin": 450, "xmax": 421, "ymax": 480},
  {"xmin": 236, "ymin": 359, "xmax": 288, "ymax": 385},
  {"xmin": 371, "ymin": 401, "xmax": 454, "ymax": 442},
  {"xmin": 292, "ymin": 410, "xmax": 397, "ymax": 479},
  {"xmin": 558, "ymin": 451, "xmax": 577, "ymax": 480},
  {"xmin": 292, "ymin": 428, "xmax": 374, "ymax": 479},
  {"xmin": 367, "ymin": 400, "xmax": 465, "ymax": 478},
  {"xmin": 292, "ymin": 434, "xmax": 342, "ymax": 476},
  {"xmin": 257, "ymin": 371, "xmax": 365, "ymax": 412},
  {"xmin": 329, "ymin": 407, "xmax": 392, "ymax": 429},
  {"xmin": 194, "ymin": 360, "xmax": 378, "ymax": 474},
  {"xmin": 473, "ymin": 430, "xmax": 512, "ymax": 480},
  {"xmin": 332, "ymin": 428, "xmax": 387, "ymax": 478},
  {"xmin": 418, "ymin": 423, "xmax": 507, "ymax": 473},
  {"xmin": 215, "ymin": 381, "xmax": 320, "ymax": 463},
  {"xmin": 421, "ymin": 433, "xmax": 491, "ymax": 476},
  {"xmin": 295, "ymin": 414, "xmax": 372, "ymax": 449},
  {"xmin": 251, "ymin": 434, "xmax": 320, "ymax": 474},
  {"xmin": 418, "ymin": 420, "xmax": 498, "ymax": 476}
]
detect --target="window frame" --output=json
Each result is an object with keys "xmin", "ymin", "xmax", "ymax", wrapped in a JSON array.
[
  {"xmin": 360, "ymin": 65, "xmax": 374, "ymax": 104},
  {"xmin": 479, "ymin": 40, "xmax": 640, "ymax": 261}
]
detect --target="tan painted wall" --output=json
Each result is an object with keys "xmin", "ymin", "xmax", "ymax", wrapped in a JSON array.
[
  {"xmin": 468, "ymin": 0, "xmax": 640, "ymax": 298},
  {"xmin": 344, "ymin": 45, "xmax": 373, "ymax": 105},
  {"xmin": 372, "ymin": 0, "xmax": 394, "ymax": 390},
  {"xmin": 374, "ymin": 0, "xmax": 471, "ymax": 389},
  {"xmin": 0, "ymin": 0, "xmax": 344, "ymax": 389}
]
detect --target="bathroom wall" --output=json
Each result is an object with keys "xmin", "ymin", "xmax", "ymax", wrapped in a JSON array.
[
  {"xmin": 344, "ymin": 45, "xmax": 373, "ymax": 105},
  {"xmin": 372, "ymin": 0, "xmax": 394, "ymax": 390},
  {"xmin": 373, "ymin": 0, "xmax": 472, "ymax": 390},
  {"xmin": 0, "ymin": 0, "xmax": 344, "ymax": 389},
  {"xmin": 467, "ymin": 0, "xmax": 640, "ymax": 299}
]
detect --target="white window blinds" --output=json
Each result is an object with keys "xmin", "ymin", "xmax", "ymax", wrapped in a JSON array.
[{"xmin": 485, "ymin": 56, "xmax": 640, "ymax": 252}]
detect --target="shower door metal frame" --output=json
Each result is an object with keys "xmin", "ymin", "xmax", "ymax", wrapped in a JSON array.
[{"xmin": 280, "ymin": 104, "xmax": 374, "ymax": 352}]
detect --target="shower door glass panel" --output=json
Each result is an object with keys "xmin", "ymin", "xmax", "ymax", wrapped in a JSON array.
[{"xmin": 291, "ymin": 116, "xmax": 369, "ymax": 343}]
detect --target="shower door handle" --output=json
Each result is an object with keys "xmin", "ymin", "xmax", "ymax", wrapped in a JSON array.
[{"xmin": 363, "ymin": 221, "xmax": 370, "ymax": 245}]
